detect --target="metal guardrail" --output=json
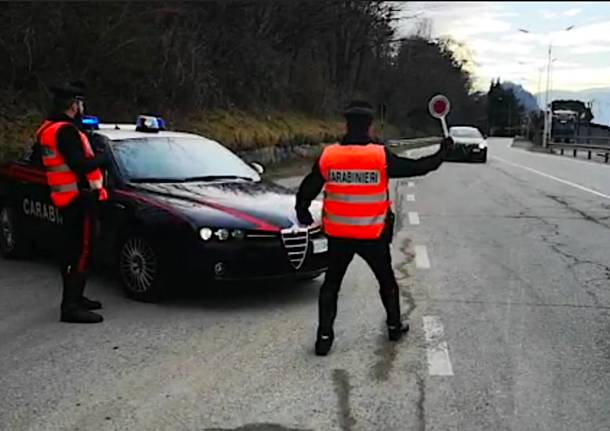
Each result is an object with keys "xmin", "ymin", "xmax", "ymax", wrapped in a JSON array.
[
  {"xmin": 549, "ymin": 137, "xmax": 610, "ymax": 163},
  {"xmin": 387, "ymin": 136, "xmax": 441, "ymax": 148}
]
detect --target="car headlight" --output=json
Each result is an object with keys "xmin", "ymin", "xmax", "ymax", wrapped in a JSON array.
[
  {"xmin": 478, "ymin": 142, "xmax": 487, "ymax": 149},
  {"xmin": 215, "ymin": 228, "xmax": 230, "ymax": 241},
  {"xmin": 231, "ymin": 229, "xmax": 245, "ymax": 240},
  {"xmin": 199, "ymin": 228, "xmax": 213, "ymax": 241},
  {"xmin": 199, "ymin": 227, "xmax": 245, "ymax": 241}
]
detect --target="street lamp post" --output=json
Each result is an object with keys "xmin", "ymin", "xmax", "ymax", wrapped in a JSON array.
[
  {"xmin": 537, "ymin": 66, "xmax": 544, "ymax": 108},
  {"xmin": 543, "ymin": 44, "xmax": 553, "ymax": 147}
]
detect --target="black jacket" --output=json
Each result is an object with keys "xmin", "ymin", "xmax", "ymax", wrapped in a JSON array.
[{"xmin": 295, "ymin": 131, "xmax": 447, "ymax": 226}]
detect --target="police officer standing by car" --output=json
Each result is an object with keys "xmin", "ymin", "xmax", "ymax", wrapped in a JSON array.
[
  {"xmin": 295, "ymin": 100, "xmax": 453, "ymax": 355},
  {"xmin": 37, "ymin": 81, "xmax": 109, "ymax": 323}
]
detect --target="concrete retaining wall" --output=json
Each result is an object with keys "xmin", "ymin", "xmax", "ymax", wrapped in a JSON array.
[{"xmin": 237, "ymin": 136, "xmax": 441, "ymax": 166}]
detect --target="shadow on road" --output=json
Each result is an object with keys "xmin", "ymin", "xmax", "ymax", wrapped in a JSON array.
[
  {"xmin": 163, "ymin": 277, "xmax": 321, "ymax": 311},
  {"xmin": 0, "ymin": 254, "xmax": 321, "ymax": 314},
  {"xmin": 444, "ymin": 158, "xmax": 486, "ymax": 164}
]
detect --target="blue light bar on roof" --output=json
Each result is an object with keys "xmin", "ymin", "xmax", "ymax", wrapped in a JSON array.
[
  {"xmin": 81, "ymin": 115, "xmax": 99, "ymax": 130},
  {"xmin": 135, "ymin": 115, "xmax": 166, "ymax": 132}
]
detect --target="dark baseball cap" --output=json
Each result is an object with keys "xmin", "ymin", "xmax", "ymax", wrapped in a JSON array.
[
  {"xmin": 50, "ymin": 80, "xmax": 86, "ymax": 100},
  {"xmin": 343, "ymin": 100, "xmax": 374, "ymax": 118}
]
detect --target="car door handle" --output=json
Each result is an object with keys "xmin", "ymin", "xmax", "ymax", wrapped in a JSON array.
[{"xmin": 113, "ymin": 203, "xmax": 126, "ymax": 210}]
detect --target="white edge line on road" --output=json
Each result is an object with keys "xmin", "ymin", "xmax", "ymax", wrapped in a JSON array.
[
  {"xmin": 423, "ymin": 316, "xmax": 454, "ymax": 376},
  {"xmin": 407, "ymin": 194, "xmax": 416, "ymax": 202},
  {"xmin": 408, "ymin": 181, "xmax": 415, "ymax": 188},
  {"xmin": 408, "ymin": 211, "xmax": 420, "ymax": 225},
  {"xmin": 414, "ymin": 245, "xmax": 430, "ymax": 269},
  {"xmin": 492, "ymin": 156, "xmax": 610, "ymax": 200}
]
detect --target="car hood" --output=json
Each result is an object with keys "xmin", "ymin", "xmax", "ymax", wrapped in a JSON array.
[
  {"xmin": 127, "ymin": 180, "xmax": 321, "ymax": 231},
  {"xmin": 452, "ymin": 137, "xmax": 485, "ymax": 146}
]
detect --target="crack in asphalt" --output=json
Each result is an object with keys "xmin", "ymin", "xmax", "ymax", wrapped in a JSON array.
[
  {"xmin": 527, "ymin": 208, "xmax": 610, "ymax": 305},
  {"xmin": 495, "ymin": 163, "xmax": 609, "ymax": 229},
  {"xmin": 545, "ymin": 194, "xmax": 610, "ymax": 230},
  {"xmin": 372, "ymin": 235, "xmax": 417, "ymax": 382},
  {"xmin": 540, "ymin": 235, "xmax": 606, "ymax": 307},
  {"xmin": 416, "ymin": 374, "xmax": 426, "ymax": 431},
  {"xmin": 372, "ymin": 341, "xmax": 400, "ymax": 383},
  {"xmin": 491, "ymin": 166, "xmax": 610, "ymax": 299},
  {"xmin": 332, "ymin": 369, "xmax": 356, "ymax": 431}
]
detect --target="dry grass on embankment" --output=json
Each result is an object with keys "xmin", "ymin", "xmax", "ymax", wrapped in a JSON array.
[
  {"xmin": 0, "ymin": 110, "xmax": 348, "ymax": 162},
  {"xmin": 0, "ymin": 111, "xmax": 42, "ymax": 162},
  {"xmin": 175, "ymin": 110, "xmax": 347, "ymax": 151},
  {"xmin": 0, "ymin": 109, "xmax": 404, "ymax": 164}
]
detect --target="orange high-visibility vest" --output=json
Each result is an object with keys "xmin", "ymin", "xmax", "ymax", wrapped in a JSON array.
[
  {"xmin": 37, "ymin": 121, "xmax": 108, "ymax": 208},
  {"xmin": 319, "ymin": 143, "xmax": 390, "ymax": 239}
]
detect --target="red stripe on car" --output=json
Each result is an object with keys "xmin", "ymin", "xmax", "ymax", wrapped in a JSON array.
[
  {"xmin": 114, "ymin": 190, "xmax": 190, "ymax": 223},
  {"xmin": 193, "ymin": 199, "xmax": 279, "ymax": 232},
  {"xmin": 2, "ymin": 165, "xmax": 47, "ymax": 185},
  {"xmin": 118, "ymin": 189, "xmax": 279, "ymax": 232}
]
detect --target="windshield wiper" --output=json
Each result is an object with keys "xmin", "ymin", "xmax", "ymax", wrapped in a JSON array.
[
  {"xmin": 129, "ymin": 177, "xmax": 187, "ymax": 183},
  {"xmin": 181, "ymin": 175, "xmax": 255, "ymax": 182},
  {"xmin": 128, "ymin": 175, "xmax": 256, "ymax": 184}
]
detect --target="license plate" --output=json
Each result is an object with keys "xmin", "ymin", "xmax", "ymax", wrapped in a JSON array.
[
  {"xmin": 312, "ymin": 237, "xmax": 328, "ymax": 254},
  {"xmin": 472, "ymin": 148, "xmax": 481, "ymax": 153}
]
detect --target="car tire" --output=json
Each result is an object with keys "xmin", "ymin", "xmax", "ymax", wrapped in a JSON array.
[
  {"xmin": 0, "ymin": 205, "xmax": 32, "ymax": 259},
  {"xmin": 117, "ymin": 233, "xmax": 170, "ymax": 302}
]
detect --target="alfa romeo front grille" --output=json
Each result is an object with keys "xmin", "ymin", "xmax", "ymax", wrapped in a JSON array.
[{"xmin": 281, "ymin": 227, "xmax": 309, "ymax": 270}]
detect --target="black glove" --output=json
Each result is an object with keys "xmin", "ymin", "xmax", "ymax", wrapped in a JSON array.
[{"xmin": 296, "ymin": 207, "xmax": 314, "ymax": 226}]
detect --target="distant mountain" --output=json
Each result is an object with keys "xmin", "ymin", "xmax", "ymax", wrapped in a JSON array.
[
  {"xmin": 501, "ymin": 82, "xmax": 539, "ymax": 113},
  {"xmin": 535, "ymin": 87, "xmax": 610, "ymax": 126}
]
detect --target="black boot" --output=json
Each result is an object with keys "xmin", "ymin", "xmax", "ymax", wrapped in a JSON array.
[
  {"xmin": 380, "ymin": 282, "xmax": 407, "ymax": 341},
  {"xmin": 315, "ymin": 329, "xmax": 334, "ymax": 356},
  {"xmin": 60, "ymin": 273, "xmax": 103, "ymax": 324},
  {"xmin": 80, "ymin": 296, "xmax": 102, "ymax": 310},
  {"xmin": 388, "ymin": 321, "xmax": 409, "ymax": 341}
]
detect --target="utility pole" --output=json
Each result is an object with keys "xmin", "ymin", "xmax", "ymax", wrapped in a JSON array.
[
  {"xmin": 536, "ymin": 67, "xmax": 543, "ymax": 109},
  {"xmin": 542, "ymin": 44, "xmax": 552, "ymax": 148}
]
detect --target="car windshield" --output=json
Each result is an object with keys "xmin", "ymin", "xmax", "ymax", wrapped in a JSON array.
[
  {"xmin": 111, "ymin": 136, "xmax": 260, "ymax": 183},
  {"xmin": 450, "ymin": 128, "xmax": 482, "ymax": 138}
]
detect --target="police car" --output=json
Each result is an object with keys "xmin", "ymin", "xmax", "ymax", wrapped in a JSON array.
[{"xmin": 0, "ymin": 115, "xmax": 328, "ymax": 302}]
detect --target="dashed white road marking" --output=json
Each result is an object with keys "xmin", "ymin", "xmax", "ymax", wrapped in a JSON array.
[
  {"xmin": 414, "ymin": 245, "xmax": 430, "ymax": 269},
  {"xmin": 407, "ymin": 181, "xmax": 415, "ymax": 188},
  {"xmin": 407, "ymin": 194, "xmax": 415, "ymax": 202},
  {"xmin": 408, "ymin": 212, "xmax": 420, "ymax": 225},
  {"xmin": 493, "ymin": 156, "xmax": 610, "ymax": 200},
  {"xmin": 423, "ymin": 316, "xmax": 454, "ymax": 376}
]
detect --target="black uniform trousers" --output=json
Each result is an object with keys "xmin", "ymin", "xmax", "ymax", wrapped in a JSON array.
[
  {"xmin": 318, "ymin": 229, "xmax": 401, "ymax": 335},
  {"xmin": 58, "ymin": 193, "xmax": 99, "ymax": 307}
]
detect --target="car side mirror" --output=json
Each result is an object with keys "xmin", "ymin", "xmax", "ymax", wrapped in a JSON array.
[{"xmin": 250, "ymin": 162, "xmax": 265, "ymax": 175}]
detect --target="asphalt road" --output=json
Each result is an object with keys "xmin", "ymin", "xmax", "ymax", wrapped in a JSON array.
[{"xmin": 1, "ymin": 138, "xmax": 609, "ymax": 430}]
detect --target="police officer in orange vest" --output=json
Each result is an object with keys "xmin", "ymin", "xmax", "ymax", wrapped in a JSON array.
[
  {"xmin": 296, "ymin": 100, "xmax": 453, "ymax": 355},
  {"xmin": 38, "ymin": 82, "xmax": 109, "ymax": 323}
]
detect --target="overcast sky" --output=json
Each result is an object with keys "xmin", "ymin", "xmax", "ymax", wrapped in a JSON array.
[{"xmin": 396, "ymin": 1, "xmax": 610, "ymax": 93}]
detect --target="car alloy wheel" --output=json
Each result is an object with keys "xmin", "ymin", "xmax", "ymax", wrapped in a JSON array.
[
  {"xmin": 0, "ymin": 207, "xmax": 16, "ymax": 253},
  {"xmin": 120, "ymin": 237, "xmax": 158, "ymax": 294}
]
